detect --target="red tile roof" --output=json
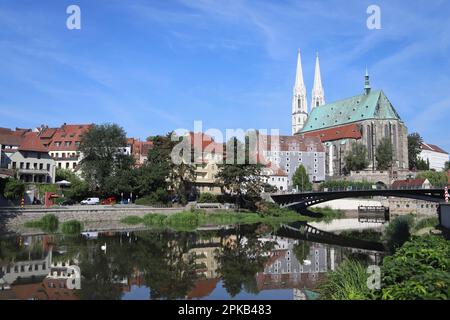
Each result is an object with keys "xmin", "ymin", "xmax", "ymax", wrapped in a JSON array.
[
  {"xmin": 420, "ymin": 142, "xmax": 448, "ymax": 154},
  {"xmin": 302, "ymin": 123, "xmax": 362, "ymax": 142},
  {"xmin": 48, "ymin": 124, "xmax": 92, "ymax": 151},
  {"xmin": 392, "ymin": 178, "xmax": 427, "ymax": 189},
  {"xmin": 0, "ymin": 132, "xmax": 25, "ymax": 146},
  {"xmin": 19, "ymin": 132, "xmax": 49, "ymax": 153}
]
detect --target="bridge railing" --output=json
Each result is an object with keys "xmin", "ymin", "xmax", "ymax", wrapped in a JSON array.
[{"xmin": 271, "ymin": 185, "xmax": 448, "ymax": 195}]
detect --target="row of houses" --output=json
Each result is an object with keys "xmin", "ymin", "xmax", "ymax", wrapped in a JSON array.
[{"xmin": 0, "ymin": 124, "xmax": 153, "ymax": 184}]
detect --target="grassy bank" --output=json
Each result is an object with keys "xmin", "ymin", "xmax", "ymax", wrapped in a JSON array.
[{"xmin": 24, "ymin": 214, "xmax": 84, "ymax": 235}]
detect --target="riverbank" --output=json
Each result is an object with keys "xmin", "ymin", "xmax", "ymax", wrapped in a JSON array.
[{"xmin": 0, "ymin": 205, "xmax": 184, "ymax": 234}]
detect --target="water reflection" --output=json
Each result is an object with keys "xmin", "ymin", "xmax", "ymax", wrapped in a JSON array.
[{"xmin": 0, "ymin": 224, "xmax": 382, "ymax": 300}]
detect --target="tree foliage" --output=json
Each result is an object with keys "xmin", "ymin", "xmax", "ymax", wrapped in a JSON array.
[
  {"xmin": 137, "ymin": 133, "xmax": 196, "ymax": 204},
  {"xmin": 217, "ymin": 137, "xmax": 265, "ymax": 210},
  {"xmin": 3, "ymin": 178, "xmax": 25, "ymax": 201},
  {"xmin": 292, "ymin": 164, "xmax": 312, "ymax": 191},
  {"xmin": 408, "ymin": 132, "xmax": 423, "ymax": 170},
  {"xmin": 376, "ymin": 138, "xmax": 393, "ymax": 170},
  {"xmin": 79, "ymin": 123, "xmax": 135, "ymax": 196},
  {"xmin": 380, "ymin": 236, "xmax": 450, "ymax": 300},
  {"xmin": 416, "ymin": 170, "xmax": 448, "ymax": 188},
  {"xmin": 344, "ymin": 143, "xmax": 369, "ymax": 172}
]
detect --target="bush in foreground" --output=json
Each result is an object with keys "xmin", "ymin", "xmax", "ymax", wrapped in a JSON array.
[{"xmin": 318, "ymin": 259, "xmax": 372, "ymax": 300}]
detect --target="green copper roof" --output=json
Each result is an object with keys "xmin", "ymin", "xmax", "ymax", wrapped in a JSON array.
[{"xmin": 300, "ymin": 90, "xmax": 401, "ymax": 133}]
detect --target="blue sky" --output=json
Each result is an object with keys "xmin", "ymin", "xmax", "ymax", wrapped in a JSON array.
[{"xmin": 0, "ymin": 0, "xmax": 449, "ymax": 150}]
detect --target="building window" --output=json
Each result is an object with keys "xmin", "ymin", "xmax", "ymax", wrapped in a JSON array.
[
  {"xmin": 12, "ymin": 162, "xmax": 16, "ymax": 169},
  {"xmin": 39, "ymin": 163, "xmax": 43, "ymax": 170},
  {"xmin": 73, "ymin": 162, "xmax": 76, "ymax": 169},
  {"xmin": 26, "ymin": 163, "xmax": 30, "ymax": 169},
  {"xmin": 47, "ymin": 164, "xmax": 50, "ymax": 171}
]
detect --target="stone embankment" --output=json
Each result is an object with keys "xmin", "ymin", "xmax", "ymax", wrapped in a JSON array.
[{"xmin": 0, "ymin": 204, "xmax": 185, "ymax": 231}]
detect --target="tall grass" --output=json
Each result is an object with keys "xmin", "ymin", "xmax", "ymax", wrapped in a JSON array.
[
  {"xmin": 24, "ymin": 214, "xmax": 59, "ymax": 233},
  {"xmin": 412, "ymin": 217, "xmax": 439, "ymax": 232},
  {"xmin": 61, "ymin": 220, "xmax": 83, "ymax": 235},
  {"xmin": 318, "ymin": 259, "xmax": 372, "ymax": 300}
]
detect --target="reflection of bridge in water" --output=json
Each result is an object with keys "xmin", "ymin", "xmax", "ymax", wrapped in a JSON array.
[
  {"xmin": 271, "ymin": 188, "xmax": 445, "ymax": 211},
  {"xmin": 275, "ymin": 222, "xmax": 384, "ymax": 252}
]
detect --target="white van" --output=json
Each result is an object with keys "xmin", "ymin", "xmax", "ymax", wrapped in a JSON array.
[{"xmin": 80, "ymin": 197, "xmax": 100, "ymax": 205}]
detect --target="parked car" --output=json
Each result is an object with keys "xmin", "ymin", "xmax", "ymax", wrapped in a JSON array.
[
  {"xmin": 101, "ymin": 197, "xmax": 116, "ymax": 205},
  {"xmin": 61, "ymin": 199, "xmax": 76, "ymax": 206},
  {"xmin": 80, "ymin": 197, "xmax": 100, "ymax": 205}
]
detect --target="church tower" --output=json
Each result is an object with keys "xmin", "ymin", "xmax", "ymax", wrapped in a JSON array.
[
  {"xmin": 292, "ymin": 50, "xmax": 308, "ymax": 135},
  {"xmin": 311, "ymin": 53, "xmax": 325, "ymax": 109}
]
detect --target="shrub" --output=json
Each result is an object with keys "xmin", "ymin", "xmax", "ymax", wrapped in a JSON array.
[
  {"xmin": 383, "ymin": 215, "xmax": 414, "ymax": 252},
  {"xmin": 413, "ymin": 217, "xmax": 439, "ymax": 232},
  {"xmin": 319, "ymin": 180, "xmax": 373, "ymax": 191},
  {"xmin": 121, "ymin": 216, "xmax": 143, "ymax": 225},
  {"xmin": 4, "ymin": 179, "xmax": 25, "ymax": 200},
  {"xmin": 197, "ymin": 192, "xmax": 218, "ymax": 203},
  {"xmin": 379, "ymin": 236, "xmax": 450, "ymax": 300},
  {"xmin": 25, "ymin": 214, "xmax": 59, "ymax": 233},
  {"xmin": 135, "ymin": 190, "xmax": 168, "ymax": 205},
  {"xmin": 142, "ymin": 213, "xmax": 167, "ymax": 226},
  {"xmin": 318, "ymin": 259, "xmax": 373, "ymax": 300},
  {"xmin": 61, "ymin": 220, "xmax": 83, "ymax": 235}
]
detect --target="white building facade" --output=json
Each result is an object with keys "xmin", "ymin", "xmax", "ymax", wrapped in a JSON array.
[{"xmin": 419, "ymin": 142, "xmax": 449, "ymax": 171}]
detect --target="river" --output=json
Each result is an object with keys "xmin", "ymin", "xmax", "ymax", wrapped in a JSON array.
[{"xmin": 0, "ymin": 222, "xmax": 384, "ymax": 300}]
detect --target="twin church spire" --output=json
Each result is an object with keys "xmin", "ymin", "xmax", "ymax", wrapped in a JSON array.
[{"xmin": 292, "ymin": 50, "xmax": 325, "ymax": 135}]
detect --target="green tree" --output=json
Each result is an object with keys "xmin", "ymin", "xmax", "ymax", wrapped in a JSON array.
[
  {"xmin": 292, "ymin": 164, "xmax": 312, "ymax": 191},
  {"xmin": 137, "ymin": 133, "xmax": 196, "ymax": 204},
  {"xmin": 197, "ymin": 192, "xmax": 218, "ymax": 203},
  {"xmin": 217, "ymin": 137, "xmax": 265, "ymax": 210},
  {"xmin": 344, "ymin": 143, "xmax": 369, "ymax": 172},
  {"xmin": 416, "ymin": 158, "xmax": 430, "ymax": 170},
  {"xmin": 79, "ymin": 123, "xmax": 135, "ymax": 196},
  {"xmin": 4, "ymin": 179, "xmax": 25, "ymax": 201},
  {"xmin": 407, "ymin": 132, "xmax": 423, "ymax": 170},
  {"xmin": 375, "ymin": 138, "xmax": 393, "ymax": 170},
  {"xmin": 55, "ymin": 168, "xmax": 89, "ymax": 201},
  {"xmin": 445, "ymin": 161, "xmax": 450, "ymax": 171},
  {"xmin": 416, "ymin": 170, "xmax": 448, "ymax": 188}
]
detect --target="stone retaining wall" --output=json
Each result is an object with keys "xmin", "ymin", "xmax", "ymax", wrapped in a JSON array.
[{"xmin": 1, "ymin": 206, "xmax": 185, "ymax": 230}]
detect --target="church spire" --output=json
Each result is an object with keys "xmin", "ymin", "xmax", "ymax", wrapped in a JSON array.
[
  {"xmin": 311, "ymin": 52, "xmax": 325, "ymax": 109},
  {"xmin": 364, "ymin": 67, "xmax": 371, "ymax": 95},
  {"xmin": 292, "ymin": 49, "xmax": 308, "ymax": 135}
]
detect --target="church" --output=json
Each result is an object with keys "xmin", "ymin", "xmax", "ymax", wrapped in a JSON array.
[{"xmin": 291, "ymin": 50, "xmax": 409, "ymax": 177}]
